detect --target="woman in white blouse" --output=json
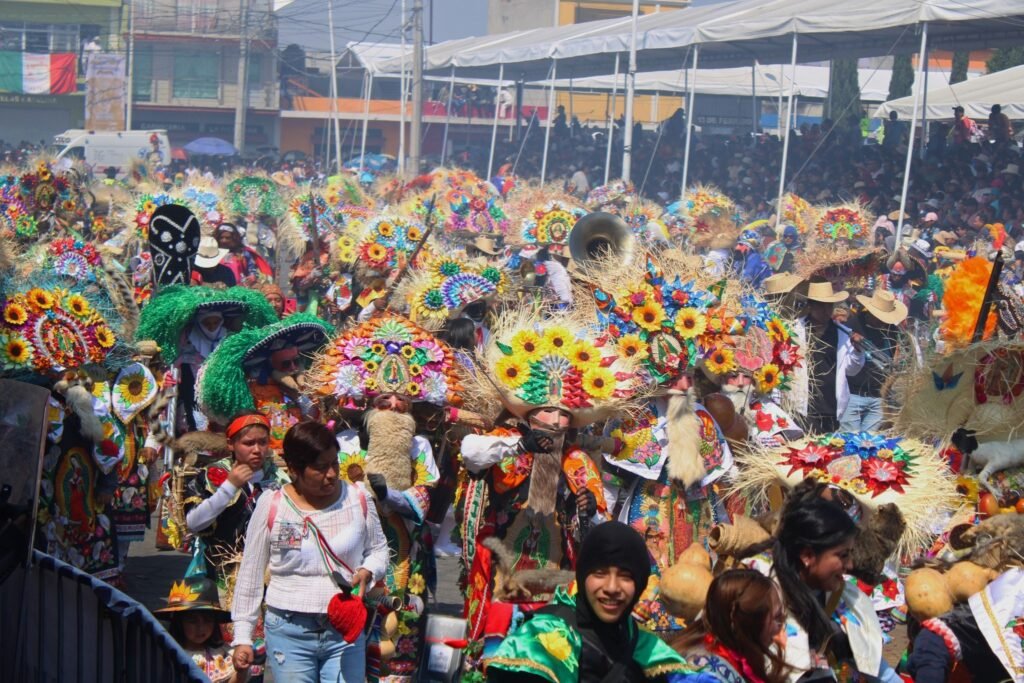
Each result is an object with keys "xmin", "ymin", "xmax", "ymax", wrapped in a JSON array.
[{"xmin": 231, "ymin": 421, "xmax": 390, "ymax": 683}]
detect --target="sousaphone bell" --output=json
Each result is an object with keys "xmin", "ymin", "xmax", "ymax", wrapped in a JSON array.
[{"xmin": 568, "ymin": 211, "xmax": 635, "ymax": 270}]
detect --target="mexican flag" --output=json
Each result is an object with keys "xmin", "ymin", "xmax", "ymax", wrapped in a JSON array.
[{"xmin": 0, "ymin": 52, "xmax": 77, "ymax": 95}]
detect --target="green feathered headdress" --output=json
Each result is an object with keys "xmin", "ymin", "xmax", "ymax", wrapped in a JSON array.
[
  {"xmin": 135, "ymin": 285, "xmax": 277, "ymax": 362},
  {"xmin": 198, "ymin": 312, "xmax": 332, "ymax": 421}
]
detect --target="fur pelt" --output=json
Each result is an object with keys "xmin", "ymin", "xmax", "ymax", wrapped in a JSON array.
[
  {"xmin": 483, "ymin": 536, "xmax": 574, "ymax": 602},
  {"xmin": 849, "ymin": 504, "xmax": 906, "ymax": 586},
  {"xmin": 664, "ymin": 392, "xmax": 706, "ymax": 488},
  {"xmin": 146, "ymin": 391, "xmax": 173, "ymax": 446},
  {"xmin": 59, "ymin": 383, "xmax": 105, "ymax": 442},
  {"xmin": 364, "ymin": 408, "xmax": 416, "ymax": 491},
  {"xmin": 525, "ymin": 447, "xmax": 563, "ymax": 515},
  {"xmin": 952, "ymin": 427, "xmax": 1024, "ymax": 497},
  {"xmin": 174, "ymin": 431, "xmax": 229, "ymax": 466},
  {"xmin": 961, "ymin": 514, "xmax": 1024, "ymax": 570}
]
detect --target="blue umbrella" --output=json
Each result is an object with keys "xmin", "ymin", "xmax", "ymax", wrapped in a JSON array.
[
  {"xmin": 183, "ymin": 137, "xmax": 238, "ymax": 156},
  {"xmin": 342, "ymin": 153, "xmax": 396, "ymax": 173}
]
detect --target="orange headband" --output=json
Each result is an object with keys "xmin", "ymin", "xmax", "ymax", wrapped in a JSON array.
[{"xmin": 226, "ymin": 414, "xmax": 271, "ymax": 440}]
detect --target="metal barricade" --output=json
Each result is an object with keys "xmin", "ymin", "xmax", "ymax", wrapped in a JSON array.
[{"xmin": 1, "ymin": 550, "xmax": 207, "ymax": 683}]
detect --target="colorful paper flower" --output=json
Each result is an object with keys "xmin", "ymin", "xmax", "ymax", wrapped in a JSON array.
[
  {"xmin": 632, "ymin": 301, "xmax": 666, "ymax": 332},
  {"xmin": 2, "ymin": 335, "xmax": 32, "ymax": 366},
  {"xmin": 66, "ymin": 294, "xmax": 92, "ymax": 319},
  {"xmin": 674, "ymin": 308, "xmax": 707, "ymax": 339},
  {"xmin": 705, "ymin": 347, "xmax": 737, "ymax": 375},
  {"xmin": 495, "ymin": 356, "xmax": 529, "ymax": 388},
  {"xmin": 617, "ymin": 334, "xmax": 648, "ymax": 360},
  {"xmin": 3, "ymin": 302, "xmax": 27, "ymax": 326},
  {"xmin": 94, "ymin": 326, "xmax": 115, "ymax": 348},
  {"xmin": 754, "ymin": 363, "xmax": 782, "ymax": 393},
  {"xmin": 511, "ymin": 329, "xmax": 542, "ymax": 356},
  {"xmin": 541, "ymin": 326, "xmax": 572, "ymax": 356},
  {"xmin": 27, "ymin": 288, "xmax": 54, "ymax": 310},
  {"xmin": 582, "ymin": 367, "xmax": 615, "ymax": 400}
]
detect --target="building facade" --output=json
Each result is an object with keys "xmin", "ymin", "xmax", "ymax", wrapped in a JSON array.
[
  {"xmin": 0, "ymin": 0, "xmax": 123, "ymax": 145},
  {"xmin": 129, "ymin": 0, "xmax": 280, "ymax": 153}
]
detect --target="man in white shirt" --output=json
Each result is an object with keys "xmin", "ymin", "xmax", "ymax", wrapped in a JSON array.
[
  {"xmin": 541, "ymin": 245, "xmax": 574, "ymax": 309},
  {"xmin": 568, "ymin": 165, "xmax": 591, "ymax": 197}
]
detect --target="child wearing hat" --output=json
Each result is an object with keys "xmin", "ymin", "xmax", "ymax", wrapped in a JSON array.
[{"xmin": 156, "ymin": 575, "xmax": 248, "ymax": 682}]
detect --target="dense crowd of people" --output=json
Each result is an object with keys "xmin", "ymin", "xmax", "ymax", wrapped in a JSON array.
[{"xmin": 4, "ymin": 105, "xmax": 1024, "ymax": 683}]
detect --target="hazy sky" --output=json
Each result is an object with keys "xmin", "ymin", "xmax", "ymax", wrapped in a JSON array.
[{"xmin": 276, "ymin": 0, "xmax": 489, "ymax": 52}]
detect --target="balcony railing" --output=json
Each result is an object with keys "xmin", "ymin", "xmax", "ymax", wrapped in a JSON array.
[
  {"xmin": 133, "ymin": 0, "xmax": 276, "ymax": 39},
  {"xmin": 0, "ymin": 551, "xmax": 206, "ymax": 682}
]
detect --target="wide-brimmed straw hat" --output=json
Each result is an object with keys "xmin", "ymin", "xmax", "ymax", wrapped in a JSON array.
[
  {"xmin": 804, "ymin": 281, "xmax": 849, "ymax": 303},
  {"xmin": 856, "ymin": 289, "xmax": 908, "ymax": 326},
  {"xmin": 763, "ymin": 272, "xmax": 803, "ymax": 295},
  {"xmin": 709, "ymin": 232, "xmax": 737, "ymax": 250},
  {"xmin": 471, "ymin": 234, "xmax": 503, "ymax": 256}
]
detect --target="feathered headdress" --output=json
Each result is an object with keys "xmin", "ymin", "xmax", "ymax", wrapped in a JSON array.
[
  {"xmin": 309, "ymin": 312, "xmax": 462, "ymax": 408},
  {"xmin": 815, "ymin": 203, "xmax": 869, "ymax": 244},
  {"xmin": 135, "ymin": 285, "xmax": 277, "ymax": 362}
]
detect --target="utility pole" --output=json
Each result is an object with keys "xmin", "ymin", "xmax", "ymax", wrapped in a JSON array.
[
  {"xmin": 409, "ymin": 0, "xmax": 424, "ymax": 175},
  {"xmin": 233, "ymin": 0, "xmax": 250, "ymax": 156},
  {"xmin": 327, "ymin": 0, "xmax": 342, "ymax": 173},
  {"xmin": 125, "ymin": 0, "xmax": 135, "ymax": 130}
]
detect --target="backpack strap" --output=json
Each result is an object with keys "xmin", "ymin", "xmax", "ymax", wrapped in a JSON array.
[{"xmin": 266, "ymin": 489, "xmax": 282, "ymax": 531}]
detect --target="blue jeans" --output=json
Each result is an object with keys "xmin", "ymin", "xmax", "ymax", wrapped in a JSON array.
[
  {"xmin": 264, "ymin": 608, "xmax": 366, "ymax": 683},
  {"xmin": 840, "ymin": 394, "xmax": 884, "ymax": 433}
]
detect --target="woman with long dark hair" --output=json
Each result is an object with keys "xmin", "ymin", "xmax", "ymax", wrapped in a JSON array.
[
  {"xmin": 743, "ymin": 495, "xmax": 897, "ymax": 682},
  {"xmin": 672, "ymin": 569, "xmax": 790, "ymax": 683}
]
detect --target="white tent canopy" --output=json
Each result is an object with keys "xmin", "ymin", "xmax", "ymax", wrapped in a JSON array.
[
  {"xmin": 379, "ymin": 0, "xmax": 1024, "ymax": 79},
  {"xmin": 874, "ymin": 65, "xmax": 1024, "ymax": 120}
]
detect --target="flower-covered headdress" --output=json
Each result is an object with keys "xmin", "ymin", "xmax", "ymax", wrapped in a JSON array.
[
  {"xmin": 199, "ymin": 313, "xmax": 331, "ymax": 421},
  {"xmin": 622, "ymin": 201, "xmax": 671, "ymax": 245},
  {"xmin": 336, "ymin": 213, "xmax": 431, "ymax": 277},
  {"xmin": 519, "ymin": 199, "xmax": 586, "ymax": 250},
  {"xmin": 815, "ymin": 204, "xmax": 869, "ymax": 244},
  {"xmin": 135, "ymin": 285, "xmax": 277, "ymax": 362},
  {"xmin": 444, "ymin": 192, "xmax": 510, "ymax": 237},
  {"xmin": 673, "ymin": 184, "xmax": 738, "ymax": 237},
  {"xmin": 735, "ymin": 431, "xmax": 958, "ymax": 556},
  {"xmin": 225, "ymin": 174, "xmax": 284, "ymax": 220},
  {"xmin": 776, "ymin": 193, "xmax": 817, "ymax": 234},
  {"xmin": 401, "ymin": 256, "xmax": 507, "ymax": 331},
  {"xmin": 310, "ymin": 313, "xmax": 462, "ymax": 408},
  {"xmin": 726, "ymin": 293, "xmax": 803, "ymax": 394},
  {"xmin": 585, "ymin": 179, "xmax": 634, "ymax": 214},
  {"xmin": 47, "ymin": 238, "xmax": 103, "ymax": 282},
  {"xmin": 1, "ymin": 285, "xmax": 118, "ymax": 375},
  {"xmin": 480, "ymin": 308, "xmax": 642, "ymax": 427}
]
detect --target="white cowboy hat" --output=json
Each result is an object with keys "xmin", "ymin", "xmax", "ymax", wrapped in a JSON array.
[
  {"xmin": 763, "ymin": 272, "xmax": 803, "ymax": 296},
  {"xmin": 1001, "ymin": 164, "xmax": 1020, "ymax": 176},
  {"xmin": 194, "ymin": 235, "xmax": 229, "ymax": 268},
  {"xmin": 803, "ymin": 281, "xmax": 849, "ymax": 303},
  {"xmin": 856, "ymin": 289, "xmax": 908, "ymax": 326}
]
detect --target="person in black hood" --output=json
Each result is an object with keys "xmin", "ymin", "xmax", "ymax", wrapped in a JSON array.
[{"xmin": 486, "ymin": 522, "xmax": 691, "ymax": 682}]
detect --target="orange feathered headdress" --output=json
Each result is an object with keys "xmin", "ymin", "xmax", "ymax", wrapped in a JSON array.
[{"xmin": 940, "ymin": 256, "xmax": 998, "ymax": 348}]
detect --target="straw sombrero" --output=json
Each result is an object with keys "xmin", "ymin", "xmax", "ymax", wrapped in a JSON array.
[
  {"xmin": 856, "ymin": 290, "xmax": 908, "ymax": 326},
  {"xmin": 803, "ymin": 281, "xmax": 849, "ymax": 303},
  {"xmin": 763, "ymin": 272, "xmax": 803, "ymax": 296}
]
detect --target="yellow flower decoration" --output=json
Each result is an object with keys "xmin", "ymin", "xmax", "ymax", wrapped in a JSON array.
[
  {"xmin": 767, "ymin": 318, "xmax": 790, "ymax": 343},
  {"xmin": 338, "ymin": 247, "xmax": 357, "ymax": 263},
  {"xmin": 67, "ymin": 294, "xmax": 92, "ymax": 319},
  {"xmin": 94, "ymin": 326, "xmax": 115, "ymax": 348},
  {"xmin": 495, "ymin": 355, "xmax": 529, "ymax": 388},
  {"xmin": 364, "ymin": 359, "xmax": 379, "ymax": 372},
  {"xmin": 400, "ymin": 345, "xmax": 416, "ymax": 359},
  {"xmin": 409, "ymin": 364, "xmax": 423, "ymax": 377},
  {"xmin": 631, "ymin": 301, "xmax": 665, "ymax": 332},
  {"xmin": 407, "ymin": 226, "xmax": 422, "ymax": 242},
  {"xmin": 142, "ymin": 200, "xmax": 156, "ymax": 214},
  {"xmin": 407, "ymin": 573, "xmax": 426, "ymax": 595},
  {"xmin": 536, "ymin": 631, "xmax": 572, "ymax": 662},
  {"xmin": 165, "ymin": 580, "xmax": 201, "ymax": 605},
  {"xmin": 366, "ymin": 243, "xmax": 388, "ymax": 261},
  {"xmin": 582, "ymin": 366, "xmax": 615, "ymax": 400},
  {"xmin": 955, "ymin": 475, "xmax": 979, "ymax": 504},
  {"xmin": 569, "ymin": 340, "xmax": 600, "ymax": 369},
  {"xmin": 371, "ymin": 343, "xmax": 386, "ymax": 356},
  {"xmin": 338, "ymin": 235, "xmax": 356, "ymax": 249},
  {"xmin": 510, "ymin": 329, "xmax": 542, "ymax": 356},
  {"xmin": 3, "ymin": 302, "xmax": 27, "ymax": 326},
  {"xmin": 541, "ymin": 326, "xmax": 572, "ymax": 356},
  {"xmin": 704, "ymin": 347, "xmax": 737, "ymax": 375},
  {"xmin": 753, "ymin": 363, "xmax": 782, "ymax": 393},
  {"xmin": 617, "ymin": 333, "xmax": 648, "ymax": 361},
  {"xmin": 364, "ymin": 377, "xmax": 378, "ymax": 391},
  {"xmin": 377, "ymin": 222, "xmax": 394, "ymax": 238},
  {"xmin": 4, "ymin": 337, "xmax": 31, "ymax": 364},
  {"xmin": 674, "ymin": 308, "xmax": 707, "ymax": 339},
  {"xmin": 406, "ymin": 381, "xmax": 421, "ymax": 396},
  {"xmin": 27, "ymin": 288, "xmax": 54, "ymax": 310}
]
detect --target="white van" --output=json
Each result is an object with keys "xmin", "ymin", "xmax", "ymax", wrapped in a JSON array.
[{"xmin": 53, "ymin": 129, "xmax": 171, "ymax": 174}]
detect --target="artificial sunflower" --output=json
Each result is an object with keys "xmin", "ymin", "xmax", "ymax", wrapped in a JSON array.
[
  {"xmin": 3, "ymin": 336, "xmax": 32, "ymax": 366},
  {"xmin": 407, "ymin": 226, "xmax": 422, "ymax": 242},
  {"xmin": 631, "ymin": 301, "xmax": 666, "ymax": 332},
  {"xmin": 365, "ymin": 243, "xmax": 389, "ymax": 263},
  {"xmin": 510, "ymin": 329, "xmax": 542, "ymax": 356},
  {"xmin": 407, "ymin": 573, "xmax": 426, "ymax": 595},
  {"xmin": 94, "ymin": 325, "xmax": 115, "ymax": 348},
  {"xmin": 409, "ymin": 364, "xmax": 423, "ymax": 377},
  {"xmin": 338, "ymin": 247, "xmax": 357, "ymax": 263},
  {"xmin": 753, "ymin": 363, "xmax": 782, "ymax": 393},
  {"xmin": 767, "ymin": 318, "xmax": 790, "ymax": 343},
  {"xmin": 569, "ymin": 340, "xmax": 600, "ymax": 369},
  {"xmin": 67, "ymin": 294, "xmax": 92, "ymax": 318},
  {"xmin": 541, "ymin": 326, "xmax": 572, "ymax": 355},
  {"xmin": 406, "ymin": 382, "xmax": 422, "ymax": 397},
  {"xmin": 617, "ymin": 333, "xmax": 648, "ymax": 360},
  {"xmin": 364, "ymin": 377, "xmax": 378, "ymax": 391},
  {"xmin": 371, "ymin": 343, "xmax": 386, "ymax": 356},
  {"xmin": 674, "ymin": 308, "xmax": 707, "ymax": 339},
  {"xmin": 582, "ymin": 366, "xmax": 616, "ymax": 400},
  {"xmin": 3, "ymin": 301, "xmax": 28, "ymax": 326},
  {"xmin": 704, "ymin": 346, "xmax": 737, "ymax": 375},
  {"xmin": 400, "ymin": 345, "xmax": 416, "ymax": 359},
  {"xmin": 364, "ymin": 359, "xmax": 379, "ymax": 372},
  {"xmin": 377, "ymin": 222, "xmax": 395, "ymax": 238},
  {"xmin": 27, "ymin": 288, "xmax": 54, "ymax": 310},
  {"xmin": 495, "ymin": 355, "xmax": 529, "ymax": 388},
  {"xmin": 142, "ymin": 200, "xmax": 156, "ymax": 214}
]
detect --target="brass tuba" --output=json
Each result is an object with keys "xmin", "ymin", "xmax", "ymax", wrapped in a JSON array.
[{"xmin": 568, "ymin": 211, "xmax": 635, "ymax": 270}]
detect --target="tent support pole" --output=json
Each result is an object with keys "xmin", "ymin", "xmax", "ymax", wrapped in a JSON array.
[
  {"xmin": 897, "ymin": 22, "xmax": 928, "ymax": 246},
  {"xmin": 751, "ymin": 61, "xmax": 758, "ymax": 138},
  {"xmin": 775, "ymin": 32, "xmax": 798, "ymax": 231},
  {"xmin": 621, "ymin": 0, "xmax": 640, "ymax": 182},
  {"xmin": 359, "ymin": 74, "xmax": 374, "ymax": 172},
  {"xmin": 604, "ymin": 53, "xmax": 620, "ymax": 185},
  {"xmin": 920, "ymin": 46, "xmax": 930, "ymax": 161},
  {"xmin": 791, "ymin": 94, "xmax": 799, "ymax": 131},
  {"xmin": 440, "ymin": 66, "xmax": 455, "ymax": 165},
  {"xmin": 488, "ymin": 63, "xmax": 505, "ymax": 180},
  {"xmin": 680, "ymin": 44, "xmax": 699, "ymax": 199},
  {"xmin": 541, "ymin": 59, "xmax": 557, "ymax": 185}
]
